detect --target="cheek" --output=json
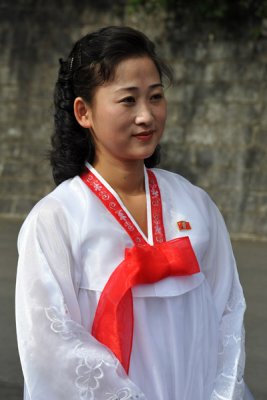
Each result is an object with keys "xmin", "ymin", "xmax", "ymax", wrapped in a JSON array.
[
  {"xmin": 102, "ymin": 106, "xmax": 132, "ymax": 126},
  {"xmin": 156, "ymin": 98, "xmax": 167, "ymax": 118},
  {"xmin": 110, "ymin": 109, "xmax": 134, "ymax": 129},
  {"xmin": 158, "ymin": 105, "xmax": 167, "ymax": 125}
]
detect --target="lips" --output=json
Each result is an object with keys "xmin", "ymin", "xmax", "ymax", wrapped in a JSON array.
[
  {"xmin": 135, "ymin": 130, "xmax": 154, "ymax": 136},
  {"xmin": 133, "ymin": 131, "xmax": 154, "ymax": 142},
  {"xmin": 133, "ymin": 130, "xmax": 154, "ymax": 140}
]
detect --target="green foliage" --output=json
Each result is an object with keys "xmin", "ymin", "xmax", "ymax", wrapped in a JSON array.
[
  {"xmin": 126, "ymin": 0, "xmax": 267, "ymax": 19},
  {"xmin": 169, "ymin": 0, "xmax": 267, "ymax": 21},
  {"xmin": 125, "ymin": 0, "xmax": 267, "ymax": 37},
  {"xmin": 126, "ymin": 0, "xmax": 167, "ymax": 14}
]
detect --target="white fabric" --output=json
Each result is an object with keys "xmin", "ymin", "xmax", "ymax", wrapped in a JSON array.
[{"xmin": 16, "ymin": 167, "xmax": 249, "ymax": 400}]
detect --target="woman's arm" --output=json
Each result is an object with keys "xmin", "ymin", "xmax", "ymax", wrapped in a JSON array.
[
  {"xmin": 201, "ymin": 195, "xmax": 246, "ymax": 400},
  {"xmin": 16, "ymin": 198, "xmax": 146, "ymax": 400}
]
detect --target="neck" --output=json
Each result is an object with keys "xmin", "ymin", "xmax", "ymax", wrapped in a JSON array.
[{"xmin": 92, "ymin": 157, "xmax": 146, "ymax": 196}]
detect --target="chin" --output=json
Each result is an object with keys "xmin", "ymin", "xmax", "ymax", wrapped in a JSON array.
[
  {"xmin": 142, "ymin": 149, "xmax": 157, "ymax": 160},
  {"xmin": 122, "ymin": 146, "xmax": 158, "ymax": 163},
  {"xmin": 138, "ymin": 145, "xmax": 158, "ymax": 159}
]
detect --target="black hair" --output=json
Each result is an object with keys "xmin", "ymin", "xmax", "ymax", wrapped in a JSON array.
[{"xmin": 50, "ymin": 26, "xmax": 173, "ymax": 185}]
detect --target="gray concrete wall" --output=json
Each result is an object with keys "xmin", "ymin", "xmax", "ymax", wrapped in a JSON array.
[{"xmin": 0, "ymin": 1, "xmax": 267, "ymax": 239}]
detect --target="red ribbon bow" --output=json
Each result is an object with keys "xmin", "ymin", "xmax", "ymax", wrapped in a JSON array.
[{"xmin": 92, "ymin": 236, "xmax": 200, "ymax": 373}]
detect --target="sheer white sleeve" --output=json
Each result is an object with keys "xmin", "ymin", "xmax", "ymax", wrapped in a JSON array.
[
  {"xmin": 16, "ymin": 198, "xmax": 146, "ymax": 400},
  {"xmin": 202, "ymin": 196, "xmax": 247, "ymax": 400}
]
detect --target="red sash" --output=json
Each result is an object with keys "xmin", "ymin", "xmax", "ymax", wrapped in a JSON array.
[{"xmin": 80, "ymin": 166, "xmax": 200, "ymax": 373}]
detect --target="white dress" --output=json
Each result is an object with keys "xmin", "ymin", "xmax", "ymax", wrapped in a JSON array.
[{"xmin": 16, "ymin": 165, "xmax": 248, "ymax": 400}]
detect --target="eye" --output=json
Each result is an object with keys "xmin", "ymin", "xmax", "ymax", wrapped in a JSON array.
[
  {"xmin": 120, "ymin": 96, "xmax": 136, "ymax": 104},
  {"xmin": 151, "ymin": 93, "xmax": 164, "ymax": 101}
]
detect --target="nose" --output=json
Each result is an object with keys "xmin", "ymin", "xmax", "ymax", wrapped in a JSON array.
[{"xmin": 135, "ymin": 103, "xmax": 154, "ymax": 126}]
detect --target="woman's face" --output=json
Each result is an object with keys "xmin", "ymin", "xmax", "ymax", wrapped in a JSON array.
[{"xmin": 84, "ymin": 56, "xmax": 167, "ymax": 166}]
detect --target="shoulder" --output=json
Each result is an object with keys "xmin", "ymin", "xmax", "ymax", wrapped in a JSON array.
[
  {"xmin": 150, "ymin": 167, "xmax": 225, "ymax": 228},
  {"xmin": 151, "ymin": 167, "xmax": 211, "ymax": 204},
  {"xmin": 18, "ymin": 176, "xmax": 87, "ymax": 248},
  {"xmin": 150, "ymin": 167, "xmax": 201, "ymax": 189}
]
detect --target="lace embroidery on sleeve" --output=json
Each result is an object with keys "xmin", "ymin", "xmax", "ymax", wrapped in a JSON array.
[
  {"xmin": 105, "ymin": 387, "xmax": 145, "ymax": 399},
  {"xmin": 45, "ymin": 306, "xmax": 145, "ymax": 400},
  {"xmin": 211, "ymin": 278, "xmax": 246, "ymax": 400},
  {"xmin": 75, "ymin": 356, "xmax": 104, "ymax": 399},
  {"xmin": 45, "ymin": 305, "xmax": 87, "ymax": 340}
]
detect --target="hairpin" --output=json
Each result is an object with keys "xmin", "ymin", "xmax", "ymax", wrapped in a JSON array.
[{"xmin": 69, "ymin": 56, "xmax": 74, "ymax": 73}]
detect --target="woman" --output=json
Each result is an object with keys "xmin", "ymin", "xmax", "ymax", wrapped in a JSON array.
[{"xmin": 16, "ymin": 26, "xmax": 252, "ymax": 399}]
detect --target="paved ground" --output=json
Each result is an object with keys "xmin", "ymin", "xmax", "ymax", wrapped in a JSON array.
[{"xmin": 0, "ymin": 218, "xmax": 266, "ymax": 399}]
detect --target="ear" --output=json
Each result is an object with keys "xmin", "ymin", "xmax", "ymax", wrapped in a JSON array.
[{"xmin": 73, "ymin": 97, "xmax": 93, "ymax": 129}]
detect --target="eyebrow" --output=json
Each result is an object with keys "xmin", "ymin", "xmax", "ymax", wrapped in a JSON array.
[{"xmin": 115, "ymin": 83, "xmax": 164, "ymax": 93}]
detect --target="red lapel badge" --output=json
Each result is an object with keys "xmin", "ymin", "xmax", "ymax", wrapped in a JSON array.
[{"xmin": 177, "ymin": 220, "xmax": 192, "ymax": 231}]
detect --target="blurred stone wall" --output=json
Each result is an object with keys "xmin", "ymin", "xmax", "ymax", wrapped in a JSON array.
[{"xmin": 0, "ymin": 0, "xmax": 267, "ymax": 239}]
